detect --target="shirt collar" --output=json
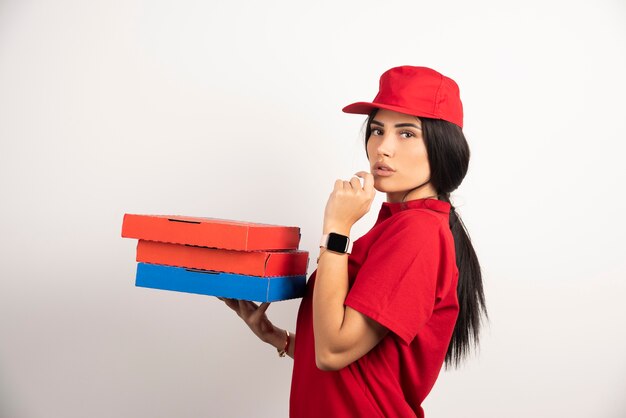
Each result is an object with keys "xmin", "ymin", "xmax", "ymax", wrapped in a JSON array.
[{"xmin": 376, "ymin": 197, "xmax": 451, "ymax": 224}]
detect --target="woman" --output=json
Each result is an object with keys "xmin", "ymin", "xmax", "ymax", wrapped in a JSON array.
[{"xmin": 218, "ymin": 65, "xmax": 488, "ymax": 418}]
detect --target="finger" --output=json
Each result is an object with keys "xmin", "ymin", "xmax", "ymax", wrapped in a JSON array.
[
  {"xmin": 250, "ymin": 302, "xmax": 271, "ymax": 321},
  {"xmin": 349, "ymin": 176, "xmax": 363, "ymax": 190},
  {"xmin": 222, "ymin": 298, "xmax": 240, "ymax": 312},
  {"xmin": 258, "ymin": 302, "xmax": 271, "ymax": 313},
  {"xmin": 238, "ymin": 299, "xmax": 258, "ymax": 315},
  {"xmin": 355, "ymin": 171, "xmax": 375, "ymax": 195},
  {"xmin": 235, "ymin": 300, "xmax": 250, "ymax": 319}
]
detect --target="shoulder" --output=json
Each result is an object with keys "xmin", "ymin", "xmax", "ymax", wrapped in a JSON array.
[
  {"xmin": 382, "ymin": 208, "xmax": 446, "ymax": 237},
  {"xmin": 367, "ymin": 210, "xmax": 446, "ymax": 257}
]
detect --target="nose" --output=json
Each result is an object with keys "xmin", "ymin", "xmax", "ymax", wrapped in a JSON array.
[{"xmin": 375, "ymin": 131, "xmax": 394, "ymax": 158}]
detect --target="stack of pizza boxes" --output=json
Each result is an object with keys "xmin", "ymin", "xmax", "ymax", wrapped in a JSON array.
[{"xmin": 121, "ymin": 214, "xmax": 309, "ymax": 302}]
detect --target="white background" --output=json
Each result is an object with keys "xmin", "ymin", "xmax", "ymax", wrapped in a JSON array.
[{"xmin": 1, "ymin": 1, "xmax": 625, "ymax": 417}]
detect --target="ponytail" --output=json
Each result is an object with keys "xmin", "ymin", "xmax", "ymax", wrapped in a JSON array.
[{"xmin": 438, "ymin": 194, "xmax": 488, "ymax": 369}]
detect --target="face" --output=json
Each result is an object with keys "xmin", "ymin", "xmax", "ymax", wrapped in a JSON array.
[{"xmin": 366, "ymin": 108, "xmax": 438, "ymax": 203}]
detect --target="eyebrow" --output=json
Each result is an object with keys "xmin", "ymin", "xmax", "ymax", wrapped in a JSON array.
[{"xmin": 371, "ymin": 120, "xmax": 422, "ymax": 130}]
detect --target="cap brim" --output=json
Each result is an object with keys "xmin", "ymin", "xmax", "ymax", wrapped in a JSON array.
[
  {"xmin": 342, "ymin": 101, "xmax": 439, "ymax": 119},
  {"xmin": 341, "ymin": 102, "xmax": 379, "ymax": 114}
]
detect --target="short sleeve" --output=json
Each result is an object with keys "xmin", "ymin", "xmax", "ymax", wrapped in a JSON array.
[{"xmin": 344, "ymin": 212, "xmax": 443, "ymax": 345}]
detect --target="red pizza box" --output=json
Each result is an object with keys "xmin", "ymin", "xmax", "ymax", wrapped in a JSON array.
[
  {"xmin": 135, "ymin": 240, "xmax": 309, "ymax": 277},
  {"xmin": 121, "ymin": 214, "xmax": 301, "ymax": 251}
]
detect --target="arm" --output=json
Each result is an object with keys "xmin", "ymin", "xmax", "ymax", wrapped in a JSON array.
[{"xmin": 313, "ymin": 225, "xmax": 389, "ymax": 371}]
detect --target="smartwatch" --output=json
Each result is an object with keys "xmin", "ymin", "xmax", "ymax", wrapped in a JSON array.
[{"xmin": 319, "ymin": 232, "xmax": 353, "ymax": 254}]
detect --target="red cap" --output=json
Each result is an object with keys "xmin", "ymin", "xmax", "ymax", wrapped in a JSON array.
[{"xmin": 342, "ymin": 66, "xmax": 463, "ymax": 129}]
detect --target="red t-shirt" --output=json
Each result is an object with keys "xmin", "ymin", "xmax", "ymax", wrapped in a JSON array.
[{"xmin": 290, "ymin": 198, "xmax": 459, "ymax": 418}]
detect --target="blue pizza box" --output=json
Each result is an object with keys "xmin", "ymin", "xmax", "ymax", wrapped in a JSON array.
[{"xmin": 135, "ymin": 262, "xmax": 307, "ymax": 302}]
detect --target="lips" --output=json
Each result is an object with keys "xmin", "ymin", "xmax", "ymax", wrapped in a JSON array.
[{"xmin": 374, "ymin": 162, "xmax": 395, "ymax": 172}]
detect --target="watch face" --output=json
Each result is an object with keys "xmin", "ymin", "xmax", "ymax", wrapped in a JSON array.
[{"xmin": 327, "ymin": 232, "xmax": 349, "ymax": 253}]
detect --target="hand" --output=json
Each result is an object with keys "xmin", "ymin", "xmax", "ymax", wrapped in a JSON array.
[
  {"xmin": 217, "ymin": 297, "xmax": 276, "ymax": 344},
  {"xmin": 323, "ymin": 171, "xmax": 376, "ymax": 233}
]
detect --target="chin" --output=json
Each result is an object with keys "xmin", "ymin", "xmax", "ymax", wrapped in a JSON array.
[
  {"xmin": 374, "ymin": 178, "xmax": 397, "ymax": 191},
  {"xmin": 372, "ymin": 178, "xmax": 385, "ymax": 189}
]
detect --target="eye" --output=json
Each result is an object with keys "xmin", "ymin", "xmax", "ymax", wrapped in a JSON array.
[
  {"xmin": 370, "ymin": 128, "xmax": 383, "ymax": 136},
  {"xmin": 400, "ymin": 130, "xmax": 415, "ymax": 139}
]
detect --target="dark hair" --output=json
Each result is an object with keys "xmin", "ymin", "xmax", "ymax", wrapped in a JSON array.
[{"xmin": 364, "ymin": 108, "xmax": 488, "ymax": 369}]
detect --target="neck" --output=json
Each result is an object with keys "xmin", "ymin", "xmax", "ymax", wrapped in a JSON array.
[{"xmin": 386, "ymin": 182, "xmax": 438, "ymax": 203}]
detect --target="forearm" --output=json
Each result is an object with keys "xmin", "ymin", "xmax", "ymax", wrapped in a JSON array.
[
  {"xmin": 312, "ymin": 225, "xmax": 351, "ymax": 360},
  {"xmin": 262, "ymin": 225, "xmax": 351, "ymax": 362},
  {"xmin": 266, "ymin": 324, "xmax": 295, "ymax": 359}
]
